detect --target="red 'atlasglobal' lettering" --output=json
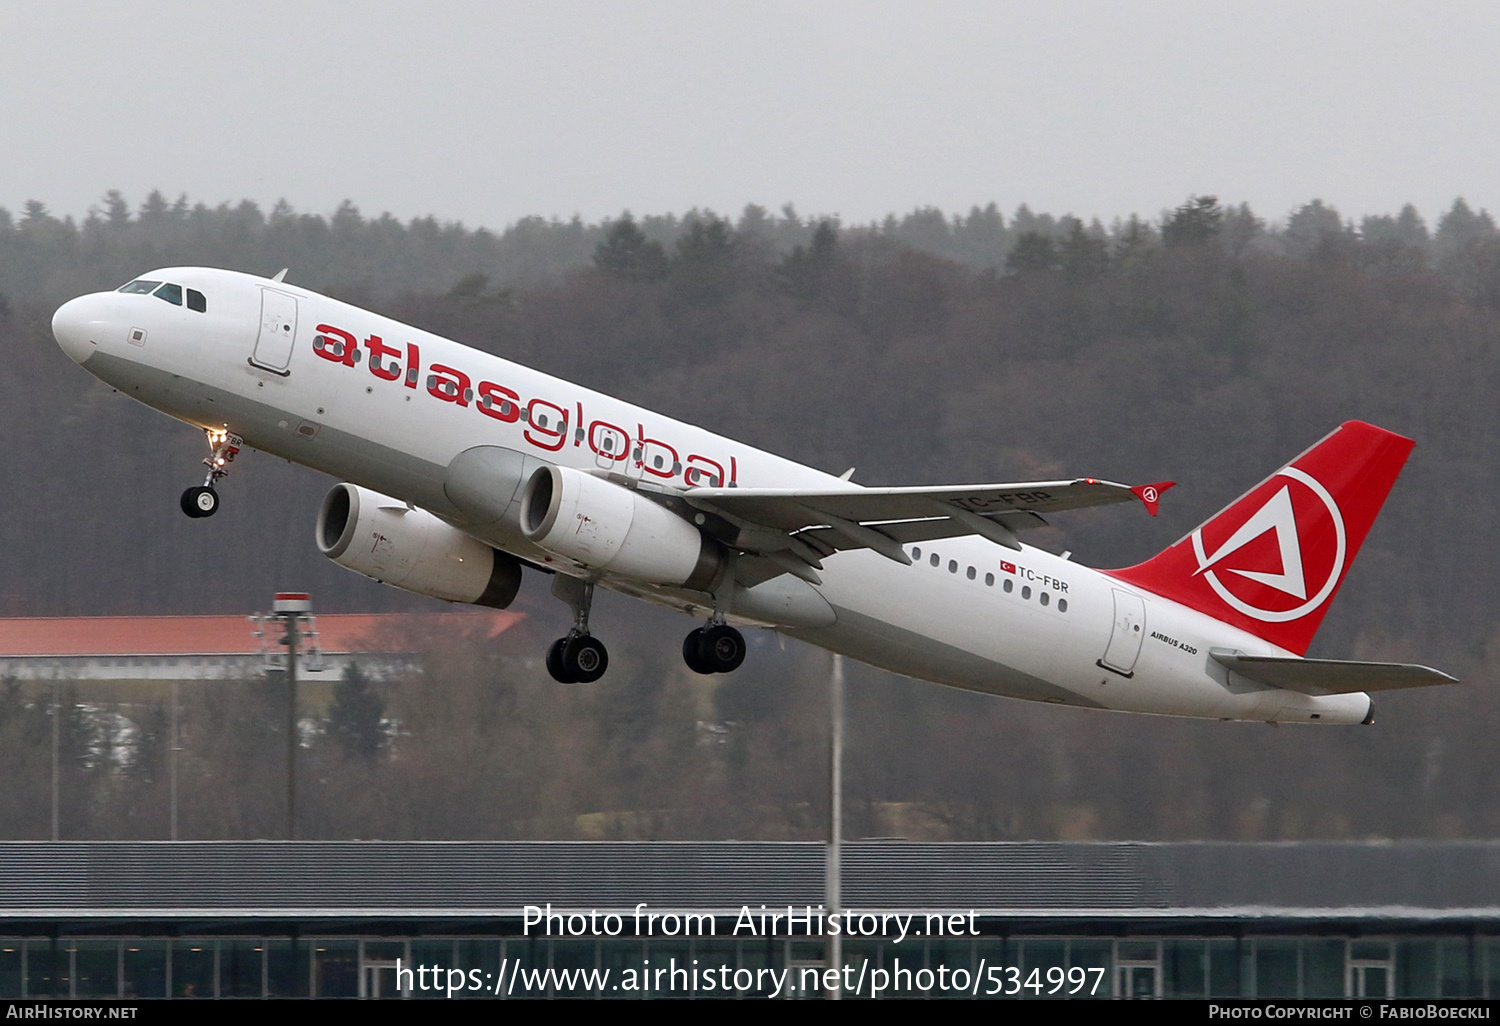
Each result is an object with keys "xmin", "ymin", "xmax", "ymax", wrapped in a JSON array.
[
  {"xmin": 314, "ymin": 324, "xmax": 358, "ymax": 367},
  {"xmin": 364, "ymin": 334, "xmax": 402, "ymax": 382},
  {"xmin": 476, "ymin": 381, "xmax": 520, "ymax": 422},
  {"xmin": 525, "ymin": 398, "xmax": 568, "ymax": 451},
  {"xmin": 637, "ymin": 424, "xmax": 679, "ymax": 478},
  {"xmin": 428, "ymin": 363, "xmax": 472, "ymax": 406},
  {"xmin": 404, "ymin": 343, "xmax": 421, "ymax": 388},
  {"xmin": 685, "ymin": 455, "xmax": 725, "ymax": 487},
  {"xmin": 312, "ymin": 323, "xmax": 736, "ymax": 483},
  {"xmin": 588, "ymin": 421, "xmax": 631, "ymax": 462}
]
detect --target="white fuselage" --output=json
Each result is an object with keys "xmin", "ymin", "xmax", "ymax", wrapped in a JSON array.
[{"xmin": 51, "ymin": 267, "xmax": 1371, "ymax": 724}]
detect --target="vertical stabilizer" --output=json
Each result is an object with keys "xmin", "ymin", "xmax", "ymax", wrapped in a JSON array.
[{"xmin": 1108, "ymin": 421, "xmax": 1414, "ymax": 655}]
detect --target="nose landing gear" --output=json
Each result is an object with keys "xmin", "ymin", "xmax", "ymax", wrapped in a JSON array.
[
  {"xmin": 545, "ymin": 575, "xmax": 609, "ymax": 683},
  {"xmin": 180, "ymin": 429, "xmax": 241, "ymax": 519}
]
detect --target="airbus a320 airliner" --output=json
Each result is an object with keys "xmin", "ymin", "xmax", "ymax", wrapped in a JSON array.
[{"xmin": 51, "ymin": 268, "xmax": 1454, "ymax": 723}]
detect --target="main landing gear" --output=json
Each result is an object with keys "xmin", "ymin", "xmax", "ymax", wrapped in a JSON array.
[
  {"xmin": 682, "ymin": 559, "xmax": 746, "ymax": 675},
  {"xmin": 682, "ymin": 623, "xmax": 746, "ymax": 675},
  {"xmin": 180, "ymin": 428, "xmax": 242, "ymax": 519},
  {"xmin": 542, "ymin": 568, "xmax": 747, "ymax": 681},
  {"xmin": 546, "ymin": 576, "xmax": 609, "ymax": 683}
]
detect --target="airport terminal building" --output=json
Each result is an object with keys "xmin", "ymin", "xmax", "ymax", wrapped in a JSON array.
[{"xmin": 2, "ymin": 839, "xmax": 1499, "ymax": 1000}]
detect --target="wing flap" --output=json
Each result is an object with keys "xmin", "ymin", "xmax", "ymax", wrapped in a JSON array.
[
  {"xmin": 798, "ymin": 510, "xmax": 1049, "ymax": 551},
  {"xmin": 1211, "ymin": 650, "xmax": 1458, "ymax": 695}
]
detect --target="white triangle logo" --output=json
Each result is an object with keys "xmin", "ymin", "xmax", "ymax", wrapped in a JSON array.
[{"xmin": 1194, "ymin": 485, "xmax": 1306, "ymax": 600}]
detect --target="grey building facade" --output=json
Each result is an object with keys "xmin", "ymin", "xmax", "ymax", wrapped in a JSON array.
[{"xmin": 2, "ymin": 840, "xmax": 1497, "ymax": 999}]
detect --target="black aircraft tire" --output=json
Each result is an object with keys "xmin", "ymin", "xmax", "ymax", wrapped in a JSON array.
[
  {"xmin": 180, "ymin": 486, "xmax": 219, "ymax": 518},
  {"xmin": 698, "ymin": 624, "xmax": 747, "ymax": 674},
  {"xmin": 682, "ymin": 629, "xmax": 715, "ymax": 675},
  {"xmin": 545, "ymin": 637, "xmax": 578, "ymax": 683},
  {"xmin": 564, "ymin": 635, "xmax": 609, "ymax": 683}
]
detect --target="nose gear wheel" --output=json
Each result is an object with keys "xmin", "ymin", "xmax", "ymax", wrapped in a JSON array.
[
  {"xmin": 180, "ymin": 486, "xmax": 220, "ymax": 518},
  {"xmin": 180, "ymin": 428, "xmax": 241, "ymax": 519}
]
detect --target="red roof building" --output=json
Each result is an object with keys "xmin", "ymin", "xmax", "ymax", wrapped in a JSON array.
[{"xmin": 0, "ymin": 611, "xmax": 524, "ymax": 682}]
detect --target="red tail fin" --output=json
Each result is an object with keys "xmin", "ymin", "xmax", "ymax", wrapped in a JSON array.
[{"xmin": 1108, "ymin": 421, "xmax": 1414, "ymax": 655}]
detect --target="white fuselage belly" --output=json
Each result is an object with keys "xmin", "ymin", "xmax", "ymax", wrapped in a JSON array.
[{"xmin": 65, "ymin": 269, "xmax": 1369, "ymax": 724}]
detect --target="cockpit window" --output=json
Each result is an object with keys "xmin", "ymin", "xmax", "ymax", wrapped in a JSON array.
[
  {"xmin": 186, "ymin": 288, "xmax": 207, "ymax": 313},
  {"xmin": 118, "ymin": 280, "xmax": 162, "ymax": 294},
  {"xmin": 153, "ymin": 283, "xmax": 183, "ymax": 306}
]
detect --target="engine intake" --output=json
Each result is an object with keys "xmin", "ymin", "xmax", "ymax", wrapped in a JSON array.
[
  {"xmin": 519, "ymin": 465, "xmax": 721, "ymax": 589},
  {"xmin": 317, "ymin": 483, "xmax": 522, "ymax": 608}
]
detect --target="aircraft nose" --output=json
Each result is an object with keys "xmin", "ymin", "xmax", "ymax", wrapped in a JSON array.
[{"xmin": 51, "ymin": 295, "xmax": 106, "ymax": 365}]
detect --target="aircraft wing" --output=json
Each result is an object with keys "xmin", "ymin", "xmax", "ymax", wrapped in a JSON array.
[
  {"xmin": 681, "ymin": 478, "xmax": 1171, "ymax": 582},
  {"xmin": 1211, "ymin": 651, "xmax": 1458, "ymax": 695}
]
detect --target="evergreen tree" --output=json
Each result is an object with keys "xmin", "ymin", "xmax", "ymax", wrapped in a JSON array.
[
  {"xmin": 671, "ymin": 215, "xmax": 739, "ymax": 298},
  {"xmin": 326, "ymin": 664, "xmax": 385, "ymax": 762},
  {"xmin": 1058, "ymin": 221, "xmax": 1109, "ymax": 280},
  {"xmin": 1161, "ymin": 195, "xmax": 1223, "ymax": 247},
  {"xmin": 1005, "ymin": 231, "xmax": 1057, "ymax": 274},
  {"xmin": 1111, "ymin": 214, "xmax": 1158, "ymax": 260},
  {"xmin": 101, "ymin": 190, "xmax": 130, "ymax": 227},
  {"xmin": 1435, "ymin": 198, "xmax": 1500, "ymax": 288},
  {"xmin": 1361, "ymin": 206, "xmax": 1429, "ymax": 272},
  {"xmin": 1219, "ymin": 203, "xmax": 1265, "ymax": 257},
  {"xmin": 593, "ymin": 214, "xmax": 668, "ymax": 281},
  {"xmin": 779, "ymin": 219, "xmax": 839, "ymax": 298},
  {"xmin": 1284, "ymin": 199, "xmax": 1355, "ymax": 262}
]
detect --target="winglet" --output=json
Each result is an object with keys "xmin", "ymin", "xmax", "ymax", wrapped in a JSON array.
[{"xmin": 1130, "ymin": 481, "xmax": 1175, "ymax": 517}]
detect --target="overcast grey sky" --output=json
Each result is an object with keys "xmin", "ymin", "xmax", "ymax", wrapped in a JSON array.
[{"xmin": 2, "ymin": 0, "xmax": 1495, "ymax": 231}]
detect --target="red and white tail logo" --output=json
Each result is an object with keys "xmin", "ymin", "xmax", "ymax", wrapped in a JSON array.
[{"xmin": 1108, "ymin": 421, "xmax": 1414, "ymax": 654}]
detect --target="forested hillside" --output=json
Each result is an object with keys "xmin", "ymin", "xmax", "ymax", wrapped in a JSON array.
[{"xmin": 2, "ymin": 191, "xmax": 1498, "ymax": 843}]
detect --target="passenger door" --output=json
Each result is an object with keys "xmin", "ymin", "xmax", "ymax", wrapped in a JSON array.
[
  {"xmin": 1099, "ymin": 589, "xmax": 1146, "ymax": 676},
  {"xmin": 250, "ymin": 288, "xmax": 299, "ymax": 374}
]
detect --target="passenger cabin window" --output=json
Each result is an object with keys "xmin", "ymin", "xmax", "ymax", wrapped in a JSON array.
[
  {"xmin": 186, "ymin": 288, "xmax": 207, "ymax": 312},
  {"xmin": 153, "ymin": 283, "xmax": 183, "ymax": 306},
  {"xmin": 118, "ymin": 280, "xmax": 162, "ymax": 294}
]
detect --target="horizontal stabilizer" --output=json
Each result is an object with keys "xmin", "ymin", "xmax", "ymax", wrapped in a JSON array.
[{"xmin": 1210, "ymin": 649, "xmax": 1458, "ymax": 695}]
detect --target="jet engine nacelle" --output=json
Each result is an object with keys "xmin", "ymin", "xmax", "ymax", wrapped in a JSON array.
[
  {"xmin": 316, "ymin": 483, "xmax": 523, "ymax": 608},
  {"xmin": 519, "ymin": 465, "xmax": 721, "ymax": 589}
]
